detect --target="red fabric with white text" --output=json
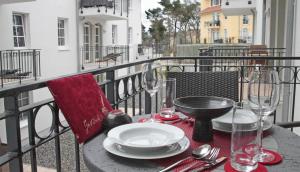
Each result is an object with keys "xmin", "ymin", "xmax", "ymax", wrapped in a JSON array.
[{"xmin": 47, "ymin": 73, "xmax": 113, "ymax": 143}]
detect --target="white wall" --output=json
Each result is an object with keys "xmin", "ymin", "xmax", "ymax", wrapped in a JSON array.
[{"xmin": 0, "ymin": 0, "xmax": 78, "ymax": 142}]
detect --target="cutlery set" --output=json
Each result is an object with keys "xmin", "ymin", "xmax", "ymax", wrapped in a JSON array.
[{"xmin": 159, "ymin": 144, "xmax": 226, "ymax": 172}]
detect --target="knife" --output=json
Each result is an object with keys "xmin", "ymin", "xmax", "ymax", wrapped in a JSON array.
[{"xmin": 190, "ymin": 157, "xmax": 227, "ymax": 172}]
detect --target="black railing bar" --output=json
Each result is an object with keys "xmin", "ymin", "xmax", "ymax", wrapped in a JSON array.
[
  {"xmin": 0, "ymin": 59, "xmax": 155, "ymax": 96},
  {"xmin": 1, "ymin": 56, "xmax": 300, "ymax": 96},
  {"xmin": 115, "ymin": 72, "xmax": 142, "ymax": 82},
  {"xmin": 0, "ymin": 111, "xmax": 19, "ymax": 120},
  {"xmin": 165, "ymin": 64, "xmax": 300, "ymax": 68},
  {"xmin": 19, "ymin": 98, "xmax": 54, "ymax": 113},
  {"xmin": 160, "ymin": 56, "xmax": 300, "ymax": 60},
  {"xmin": 0, "ymin": 48, "xmax": 41, "ymax": 51},
  {"xmin": 21, "ymin": 127, "xmax": 71, "ymax": 154},
  {"xmin": 0, "ymin": 152, "xmax": 19, "ymax": 166}
]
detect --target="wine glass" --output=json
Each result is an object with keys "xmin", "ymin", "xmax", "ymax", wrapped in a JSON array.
[
  {"xmin": 247, "ymin": 69, "xmax": 280, "ymax": 163},
  {"xmin": 141, "ymin": 62, "xmax": 162, "ymax": 122}
]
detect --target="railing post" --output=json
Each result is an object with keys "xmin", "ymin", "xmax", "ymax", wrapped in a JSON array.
[
  {"xmin": 33, "ymin": 50, "xmax": 37, "ymax": 80},
  {"xmin": 53, "ymin": 103, "xmax": 62, "ymax": 172},
  {"xmin": 18, "ymin": 50, "xmax": 21, "ymax": 84},
  {"xmin": 4, "ymin": 95, "xmax": 23, "ymax": 172},
  {"xmin": 113, "ymin": 0, "xmax": 116, "ymax": 14},
  {"xmin": 28, "ymin": 109, "xmax": 37, "ymax": 172},
  {"xmin": 144, "ymin": 91, "xmax": 151, "ymax": 114},
  {"xmin": 106, "ymin": 70, "xmax": 116, "ymax": 107},
  {"xmin": 0, "ymin": 51, "xmax": 3, "ymax": 87},
  {"xmin": 74, "ymin": 138, "xmax": 80, "ymax": 172}
]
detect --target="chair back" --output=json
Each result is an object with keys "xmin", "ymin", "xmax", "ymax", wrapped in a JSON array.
[{"xmin": 167, "ymin": 71, "xmax": 239, "ymax": 102}]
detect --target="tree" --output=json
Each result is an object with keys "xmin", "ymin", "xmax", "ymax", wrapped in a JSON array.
[
  {"xmin": 146, "ymin": 8, "xmax": 166, "ymax": 44},
  {"xmin": 159, "ymin": 0, "xmax": 182, "ymax": 55}
]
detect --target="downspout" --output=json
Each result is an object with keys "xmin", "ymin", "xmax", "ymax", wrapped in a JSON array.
[
  {"xmin": 251, "ymin": 9, "xmax": 256, "ymax": 44},
  {"xmin": 76, "ymin": 0, "xmax": 81, "ymax": 72}
]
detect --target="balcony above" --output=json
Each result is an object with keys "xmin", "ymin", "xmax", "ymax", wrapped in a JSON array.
[
  {"xmin": 80, "ymin": 0, "xmax": 128, "ymax": 20},
  {"xmin": 221, "ymin": 0, "xmax": 256, "ymax": 16},
  {"xmin": 0, "ymin": 0, "xmax": 35, "ymax": 5}
]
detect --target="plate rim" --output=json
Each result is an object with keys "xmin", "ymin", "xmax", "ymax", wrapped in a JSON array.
[
  {"xmin": 107, "ymin": 123, "xmax": 185, "ymax": 148},
  {"xmin": 103, "ymin": 136, "xmax": 190, "ymax": 159},
  {"xmin": 212, "ymin": 120, "xmax": 273, "ymax": 133}
]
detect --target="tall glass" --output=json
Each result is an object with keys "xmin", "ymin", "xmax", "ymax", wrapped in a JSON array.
[
  {"xmin": 159, "ymin": 78, "xmax": 176, "ymax": 118},
  {"xmin": 141, "ymin": 62, "xmax": 162, "ymax": 122},
  {"xmin": 247, "ymin": 69, "xmax": 280, "ymax": 163},
  {"xmin": 231, "ymin": 104, "xmax": 259, "ymax": 172}
]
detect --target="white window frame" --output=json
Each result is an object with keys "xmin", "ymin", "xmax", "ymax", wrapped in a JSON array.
[
  {"xmin": 128, "ymin": 27, "xmax": 132, "ymax": 44},
  {"xmin": 95, "ymin": 25, "xmax": 101, "ymax": 60},
  {"xmin": 84, "ymin": 24, "xmax": 91, "ymax": 62},
  {"xmin": 13, "ymin": 13, "xmax": 26, "ymax": 48},
  {"xmin": 112, "ymin": 25, "xmax": 118, "ymax": 44},
  {"xmin": 58, "ymin": 18, "xmax": 69, "ymax": 50}
]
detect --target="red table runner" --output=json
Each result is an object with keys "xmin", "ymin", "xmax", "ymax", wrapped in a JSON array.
[{"xmin": 152, "ymin": 120, "xmax": 272, "ymax": 172}]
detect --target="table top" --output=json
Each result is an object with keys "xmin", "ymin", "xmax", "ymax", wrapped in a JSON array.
[{"xmin": 83, "ymin": 116, "xmax": 300, "ymax": 172}]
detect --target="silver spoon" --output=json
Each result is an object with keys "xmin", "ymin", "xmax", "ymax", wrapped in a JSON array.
[{"xmin": 159, "ymin": 144, "xmax": 211, "ymax": 172}]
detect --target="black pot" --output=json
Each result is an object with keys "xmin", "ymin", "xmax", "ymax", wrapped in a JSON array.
[{"xmin": 103, "ymin": 110, "xmax": 132, "ymax": 132}]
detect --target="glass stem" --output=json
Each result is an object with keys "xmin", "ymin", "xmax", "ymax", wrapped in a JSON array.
[{"xmin": 257, "ymin": 115, "xmax": 264, "ymax": 153}]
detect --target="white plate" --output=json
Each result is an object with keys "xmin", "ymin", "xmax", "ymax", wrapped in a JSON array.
[
  {"xmin": 212, "ymin": 109, "xmax": 273, "ymax": 133},
  {"xmin": 103, "ymin": 136, "xmax": 190, "ymax": 159},
  {"xmin": 107, "ymin": 123, "xmax": 185, "ymax": 149}
]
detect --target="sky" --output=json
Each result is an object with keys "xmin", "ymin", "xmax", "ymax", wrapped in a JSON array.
[{"xmin": 141, "ymin": 0, "xmax": 161, "ymax": 29}]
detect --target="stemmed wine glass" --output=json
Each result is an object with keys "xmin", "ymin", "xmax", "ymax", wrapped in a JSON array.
[
  {"xmin": 247, "ymin": 69, "xmax": 280, "ymax": 163},
  {"xmin": 141, "ymin": 62, "xmax": 162, "ymax": 122}
]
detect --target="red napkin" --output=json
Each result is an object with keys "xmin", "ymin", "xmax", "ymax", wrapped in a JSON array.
[{"xmin": 47, "ymin": 73, "xmax": 113, "ymax": 143}]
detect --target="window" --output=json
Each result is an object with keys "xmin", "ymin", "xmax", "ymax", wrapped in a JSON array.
[
  {"xmin": 13, "ymin": 14, "xmax": 26, "ymax": 47},
  {"xmin": 95, "ymin": 26, "xmax": 102, "ymax": 59},
  {"xmin": 112, "ymin": 25, "xmax": 118, "ymax": 44},
  {"xmin": 58, "ymin": 19, "xmax": 67, "ymax": 47},
  {"xmin": 18, "ymin": 92, "xmax": 30, "ymax": 122},
  {"xmin": 211, "ymin": 0, "xmax": 220, "ymax": 6},
  {"xmin": 224, "ymin": 29, "xmax": 228, "ymax": 39},
  {"xmin": 84, "ymin": 24, "xmax": 91, "ymax": 62},
  {"xmin": 128, "ymin": 27, "xmax": 132, "ymax": 44},
  {"xmin": 242, "ymin": 28, "xmax": 248, "ymax": 39},
  {"xmin": 243, "ymin": 15, "xmax": 249, "ymax": 24}
]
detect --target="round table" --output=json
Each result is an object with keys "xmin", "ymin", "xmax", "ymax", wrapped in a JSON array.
[{"xmin": 83, "ymin": 116, "xmax": 300, "ymax": 172}]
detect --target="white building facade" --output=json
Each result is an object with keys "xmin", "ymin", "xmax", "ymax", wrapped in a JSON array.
[
  {"xmin": 0, "ymin": 0, "xmax": 141, "ymax": 143},
  {"xmin": 222, "ymin": 0, "xmax": 300, "ymax": 134}
]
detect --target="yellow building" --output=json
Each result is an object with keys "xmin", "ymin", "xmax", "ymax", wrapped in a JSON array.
[{"xmin": 200, "ymin": 0, "xmax": 253, "ymax": 44}]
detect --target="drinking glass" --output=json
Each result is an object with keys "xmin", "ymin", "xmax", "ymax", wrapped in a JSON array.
[
  {"xmin": 141, "ymin": 62, "xmax": 162, "ymax": 122},
  {"xmin": 231, "ymin": 104, "xmax": 259, "ymax": 172},
  {"xmin": 247, "ymin": 69, "xmax": 280, "ymax": 163},
  {"xmin": 159, "ymin": 78, "xmax": 176, "ymax": 118}
]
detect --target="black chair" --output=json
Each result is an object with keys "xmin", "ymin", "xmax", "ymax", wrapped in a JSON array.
[{"xmin": 167, "ymin": 71, "xmax": 239, "ymax": 102}]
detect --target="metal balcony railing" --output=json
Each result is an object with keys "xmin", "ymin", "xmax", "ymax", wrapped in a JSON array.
[
  {"xmin": 0, "ymin": 49, "xmax": 41, "ymax": 87},
  {"xmin": 2, "ymin": 49, "xmax": 300, "ymax": 172},
  {"xmin": 81, "ymin": 45, "xmax": 129, "ymax": 70},
  {"xmin": 80, "ymin": 0, "xmax": 129, "ymax": 17}
]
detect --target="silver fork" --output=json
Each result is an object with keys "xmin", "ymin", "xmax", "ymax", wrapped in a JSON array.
[{"xmin": 178, "ymin": 147, "xmax": 220, "ymax": 172}]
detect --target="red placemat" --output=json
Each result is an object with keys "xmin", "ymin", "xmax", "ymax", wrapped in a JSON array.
[
  {"xmin": 152, "ymin": 120, "xmax": 273, "ymax": 171},
  {"xmin": 259, "ymin": 149, "xmax": 282, "ymax": 165},
  {"xmin": 152, "ymin": 121, "xmax": 231, "ymax": 172},
  {"xmin": 224, "ymin": 160, "xmax": 268, "ymax": 172}
]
